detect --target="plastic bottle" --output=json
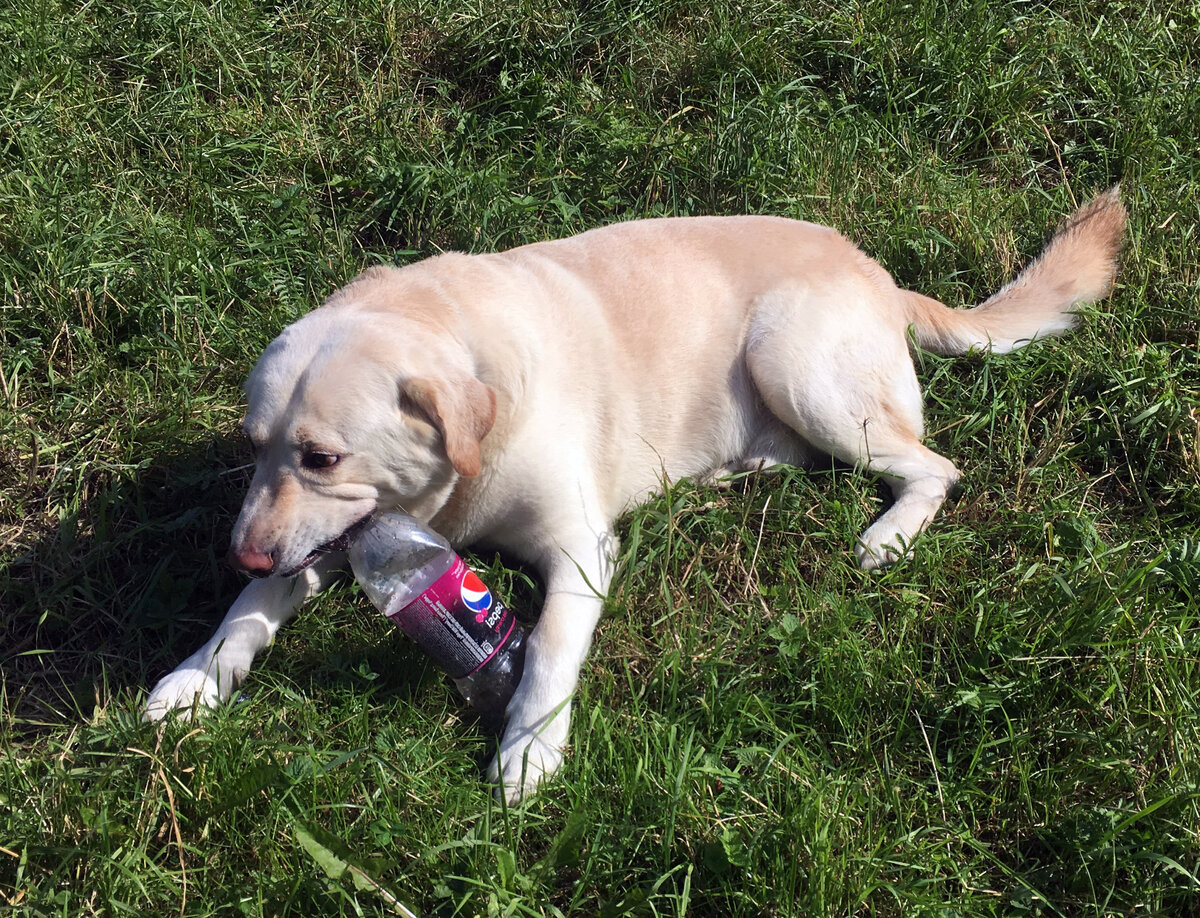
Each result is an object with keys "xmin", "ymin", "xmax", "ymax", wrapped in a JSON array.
[{"xmin": 348, "ymin": 511, "xmax": 526, "ymax": 723}]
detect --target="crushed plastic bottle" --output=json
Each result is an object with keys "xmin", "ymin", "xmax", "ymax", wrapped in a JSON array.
[{"xmin": 348, "ymin": 511, "xmax": 526, "ymax": 723}]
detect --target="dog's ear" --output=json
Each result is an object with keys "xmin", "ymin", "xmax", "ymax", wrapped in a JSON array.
[{"xmin": 401, "ymin": 376, "xmax": 497, "ymax": 477}]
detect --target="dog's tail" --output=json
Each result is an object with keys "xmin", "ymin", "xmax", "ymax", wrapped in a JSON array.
[{"xmin": 902, "ymin": 187, "xmax": 1127, "ymax": 355}]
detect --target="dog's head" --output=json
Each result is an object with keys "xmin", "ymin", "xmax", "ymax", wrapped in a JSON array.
[{"xmin": 228, "ymin": 294, "xmax": 496, "ymax": 578}]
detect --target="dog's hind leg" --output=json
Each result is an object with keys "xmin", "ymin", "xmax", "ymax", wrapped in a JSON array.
[
  {"xmin": 850, "ymin": 437, "xmax": 960, "ymax": 569},
  {"xmin": 746, "ymin": 288, "xmax": 960, "ymax": 569}
]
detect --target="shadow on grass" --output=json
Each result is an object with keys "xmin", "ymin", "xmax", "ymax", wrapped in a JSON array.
[{"xmin": 0, "ymin": 432, "xmax": 453, "ymax": 737}]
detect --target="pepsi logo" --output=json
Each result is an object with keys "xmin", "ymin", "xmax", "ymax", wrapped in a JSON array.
[{"xmin": 460, "ymin": 570, "xmax": 493, "ymax": 622}]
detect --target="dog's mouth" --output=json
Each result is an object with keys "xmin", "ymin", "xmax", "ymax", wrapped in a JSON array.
[{"xmin": 279, "ymin": 514, "xmax": 375, "ymax": 579}]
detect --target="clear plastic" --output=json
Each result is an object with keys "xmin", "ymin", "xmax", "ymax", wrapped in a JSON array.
[{"xmin": 348, "ymin": 512, "xmax": 526, "ymax": 723}]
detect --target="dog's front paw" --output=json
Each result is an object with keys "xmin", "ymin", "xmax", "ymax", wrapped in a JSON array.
[
  {"xmin": 855, "ymin": 540, "xmax": 903, "ymax": 571},
  {"xmin": 144, "ymin": 665, "xmax": 226, "ymax": 722},
  {"xmin": 855, "ymin": 525, "xmax": 912, "ymax": 570},
  {"xmin": 487, "ymin": 728, "xmax": 566, "ymax": 804}
]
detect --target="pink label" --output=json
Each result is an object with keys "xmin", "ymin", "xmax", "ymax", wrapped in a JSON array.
[{"xmin": 386, "ymin": 557, "xmax": 516, "ymax": 678}]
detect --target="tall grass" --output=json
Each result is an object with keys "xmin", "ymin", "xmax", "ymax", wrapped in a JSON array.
[{"xmin": 2, "ymin": 1, "xmax": 1198, "ymax": 915}]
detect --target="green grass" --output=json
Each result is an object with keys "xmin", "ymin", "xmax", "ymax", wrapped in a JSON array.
[{"xmin": 2, "ymin": 0, "xmax": 1199, "ymax": 914}]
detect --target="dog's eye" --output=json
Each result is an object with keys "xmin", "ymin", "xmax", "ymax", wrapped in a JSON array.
[{"xmin": 302, "ymin": 451, "xmax": 340, "ymax": 470}]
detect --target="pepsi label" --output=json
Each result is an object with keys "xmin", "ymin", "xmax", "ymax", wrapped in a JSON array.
[{"xmin": 384, "ymin": 556, "xmax": 517, "ymax": 679}]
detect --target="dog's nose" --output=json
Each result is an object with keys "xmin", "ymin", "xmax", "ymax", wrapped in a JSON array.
[{"xmin": 228, "ymin": 544, "xmax": 275, "ymax": 577}]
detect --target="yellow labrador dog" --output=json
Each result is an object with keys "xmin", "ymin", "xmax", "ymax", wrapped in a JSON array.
[{"xmin": 146, "ymin": 190, "xmax": 1125, "ymax": 801}]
